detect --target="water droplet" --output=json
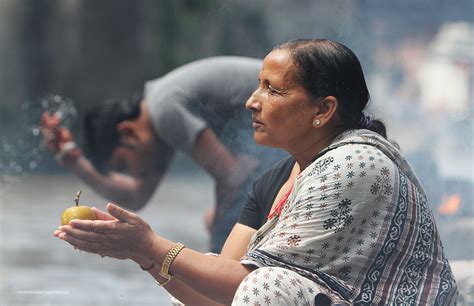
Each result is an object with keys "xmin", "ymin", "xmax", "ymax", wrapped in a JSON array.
[
  {"xmin": 55, "ymin": 111, "xmax": 64, "ymax": 121},
  {"xmin": 32, "ymin": 127, "xmax": 40, "ymax": 136},
  {"xmin": 41, "ymin": 99, "xmax": 49, "ymax": 109},
  {"xmin": 29, "ymin": 161, "xmax": 37, "ymax": 169},
  {"xmin": 119, "ymin": 294, "xmax": 124, "ymax": 299},
  {"xmin": 3, "ymin": 143, "xmax": 12, "ymax": 152}
]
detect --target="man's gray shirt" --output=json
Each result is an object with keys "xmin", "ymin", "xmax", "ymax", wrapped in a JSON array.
[{"xmin": 144, "ymin": 56, "xmax": 262, "ymax": 154}]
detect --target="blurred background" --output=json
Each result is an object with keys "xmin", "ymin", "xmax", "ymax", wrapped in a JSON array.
[{"xmin": 0, "ymin": 0, "xmax": 473, "ymax": 305}]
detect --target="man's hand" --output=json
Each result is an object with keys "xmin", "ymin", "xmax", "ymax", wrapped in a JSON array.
[
  {"xmin": 212, "ymin": 154, "xmax": 259, "ymax": 230},
  {"xmin": 41, "ymin": 112, "xmax": 81, "ymax": 166},
  {"xmin": 204, "ymin": 206, "xmax": 216, "ymax": 233},
  {"xmin": 41, "ymin": 112, "xmax": 74, "ymax": 154},
  {"xmin": 211, "ymin": 154, "xmax": 258, "ymax": 218},
  {"xmin": 216, "ymin": 154, "xmax": 258, "ymax": 206}
]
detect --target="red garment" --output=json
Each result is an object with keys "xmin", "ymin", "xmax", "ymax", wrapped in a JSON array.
[{"xmin": 267, "ymin": 186, "xmax": 293, "ymax": 220}]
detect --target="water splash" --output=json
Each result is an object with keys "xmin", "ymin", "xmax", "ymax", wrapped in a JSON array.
[
  {"xmin": 0, "ymin": 94, "xmax": 78, "ymax": 188},
  {"xmin": 40, "ymin": 94, "xmax": 78, "ymax": 128}
]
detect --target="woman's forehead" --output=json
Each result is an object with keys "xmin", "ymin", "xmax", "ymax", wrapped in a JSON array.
[{"xmin": 261, "ymin": 49, "xmax": 298, "ymax": 83}]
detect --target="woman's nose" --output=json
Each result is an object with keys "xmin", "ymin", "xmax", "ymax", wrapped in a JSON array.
[{"xmin": 245, "ymin": 90, "xmax": 261, "ymax": 111}]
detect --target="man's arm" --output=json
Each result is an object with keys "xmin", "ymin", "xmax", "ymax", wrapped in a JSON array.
[
  {"xmin": 191, "ymin": 128, "xmax": 258, "ymax": 209},
  {"xmin": 66, "ymin": 156, "xmax": 166, "ymax": 211},
  {"xmin": 191, "ymin": 128, "xmax": 237, "ymax": 181},
  {"xmin": 41, "ymin": 112, "xmax": 171, "ymax": 210}
]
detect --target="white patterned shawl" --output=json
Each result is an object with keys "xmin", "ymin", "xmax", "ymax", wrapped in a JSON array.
[{"xmin": 241, "ymin": 130, "xmax": 458, "ymax": 305}]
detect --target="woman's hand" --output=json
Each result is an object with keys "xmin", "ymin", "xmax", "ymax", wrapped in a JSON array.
[{"xmin": 54, "ymin": 203, "xmax": 156, "ymax": 260}]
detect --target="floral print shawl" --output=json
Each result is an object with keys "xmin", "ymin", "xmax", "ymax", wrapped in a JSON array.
[{"xmin": 241, "ymin": 129, "xmax": 458, "ymax": 305}]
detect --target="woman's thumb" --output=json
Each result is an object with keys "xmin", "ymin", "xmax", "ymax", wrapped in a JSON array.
[
  {"xmin": 92, "ymin": 207, "xmax": 116, "ymax": 221},
  {"xmin": 107, "ymin": 203, "xmax": 132, "ymax": 222}
]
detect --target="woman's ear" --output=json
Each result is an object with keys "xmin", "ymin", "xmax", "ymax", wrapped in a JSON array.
[{"xmin": 312, "ymin": 96, "xmax": 338, "ymax": 127}]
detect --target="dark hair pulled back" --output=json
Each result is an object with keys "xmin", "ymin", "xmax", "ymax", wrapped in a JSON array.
[{"xmin": 275, "ymin": 39, "xmax": 387, "ymax": 138}]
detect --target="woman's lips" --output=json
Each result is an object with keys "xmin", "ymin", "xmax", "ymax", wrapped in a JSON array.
[{"xmin": 252, "ymin": 118, "xmax": 264, "ymax": 128}]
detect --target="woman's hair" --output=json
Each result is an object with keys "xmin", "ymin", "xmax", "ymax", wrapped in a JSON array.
[
  {"xmin": 83, "ymin": 95, "xmax": 142, "ymax": 173},
  {"xmin": 275, "ymin": 39, "xmax": 387, "ymax": 138}
]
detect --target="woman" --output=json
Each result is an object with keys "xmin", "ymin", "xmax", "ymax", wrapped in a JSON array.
[{"xmin": 54, "ymin": 39, "xmax": 458, "ymax": 305}]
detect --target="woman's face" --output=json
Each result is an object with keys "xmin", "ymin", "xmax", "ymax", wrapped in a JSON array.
[{"xmin": 246, "ymin": 49, "xmax": 317, "ymax": 150}]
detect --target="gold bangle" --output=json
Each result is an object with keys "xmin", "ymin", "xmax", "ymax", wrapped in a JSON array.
[
  {"xmin": 155, "ymin": 278, "xmax": 172, "ymax": 287},
  {"xmin": 159, "ymin": 242, "xmax": 185, "ymax": 282}
]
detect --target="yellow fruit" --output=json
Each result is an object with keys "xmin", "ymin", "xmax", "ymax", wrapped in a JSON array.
[{"xmin": 61, "ymin": 205, "xmax": 96, "ymax": 225}]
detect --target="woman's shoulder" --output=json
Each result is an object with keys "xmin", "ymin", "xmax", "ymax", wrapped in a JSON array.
[
  {"xmin": 326, "ymin": 130, "xmax": 420, "ymax": 186},
  {"xmin": 327, "ymin": 129, "xmax": 401, "ymax": 157},
  {"xmin": 316, "ymin": 130, "xmax": 403, "ymax": 166},
  {"xmin": 300, "ymin": 132, "xmax": 399, "ymax": 182},
  {"xmin": 252, "ymin": 156, "xmax": 295, "ymax": 188}
]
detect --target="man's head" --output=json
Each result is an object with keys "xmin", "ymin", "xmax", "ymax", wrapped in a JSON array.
[{"xmin": 83, "ymin": 97, "xmax": 172, "ymax": 177}]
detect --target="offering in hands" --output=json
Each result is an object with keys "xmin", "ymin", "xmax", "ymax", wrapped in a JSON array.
[{"xmin": 61, "ymin": 190, "xmax": 96, "ymax": 225}]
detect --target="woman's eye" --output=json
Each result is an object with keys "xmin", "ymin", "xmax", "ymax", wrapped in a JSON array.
[{"xmin": 268, "ymin": 85, "xmax": 280, "ymax": 95}]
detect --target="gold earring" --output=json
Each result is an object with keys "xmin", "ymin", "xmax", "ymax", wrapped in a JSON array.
[{"xmin": 312, "ymin": 119, "xmax": 321, "ymax": 127}]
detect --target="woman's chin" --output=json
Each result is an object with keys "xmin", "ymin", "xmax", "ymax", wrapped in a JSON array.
[{"xmin": 253, "ymin": 134, "xmax": 277, "ymax": 148}]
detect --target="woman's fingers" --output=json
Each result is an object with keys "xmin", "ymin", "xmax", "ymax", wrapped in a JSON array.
[
  {"xmin": 59, "ymin": 232, "xmax": 103, "ymax": 254},
  {"xmin": 53, "ymin": 229, "xmax": 61, "ymax": 237},
  {"xmin": 68, "ymin": 219, "xmax": 112, "ymax": 234},
  {"xmin": 54, "ymin": 204, "xmax": 153, "ymax": 260},
  {"xmin": 92, "ymin": 207, "xmax": 116, "ymax": 221},
  {"xmin": 58, "ymin": 230, "xmax": 129, "ymax": 260},
  {"xmin": 58, "ymin": 226, "xmax": 112, "ymax": 254},
  {"xmin": 60, "ymin": 225, "xmax": 105, "ymax": 243},
  {"xmin": 107, "ymin": 203, "xmax": 138, "ymax": 222}
]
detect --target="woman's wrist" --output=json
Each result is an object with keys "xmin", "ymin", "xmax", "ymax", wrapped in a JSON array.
[
  {"xmin": 131, "ymin": 241, "xmax": 179, "ymax": 287},
  {"xmin": 130, "ymin": 255, "xmax": 152, "ymax": 267},
  {"xmin": 143, "ymin": 233, "xmax": 175, "ymax": 264}
]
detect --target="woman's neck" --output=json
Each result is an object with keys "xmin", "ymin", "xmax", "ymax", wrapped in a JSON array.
[{"xmin": 290, "ymin": 129, "xmax": 342, "ymax": 172}]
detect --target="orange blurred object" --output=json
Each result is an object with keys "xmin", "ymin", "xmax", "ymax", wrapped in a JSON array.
[{"xmin": 438, "ymin": 194, "xmax": 461, "ymax": 215}]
